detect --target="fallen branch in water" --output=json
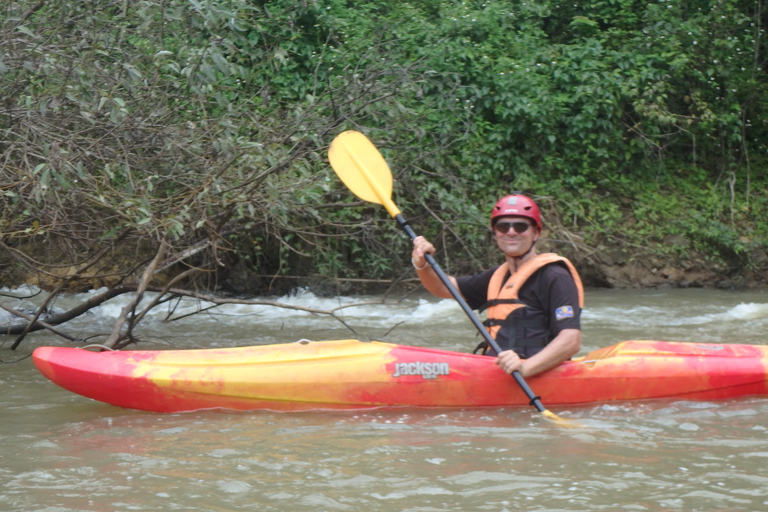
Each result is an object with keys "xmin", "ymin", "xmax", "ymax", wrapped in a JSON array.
[
  {"xmin": 1, "ymin": 283, "xmax": 405, "ymax": 350},
  {"xmin": 0, "ymin": 301, "xmax": 82, "ymax": 343}
]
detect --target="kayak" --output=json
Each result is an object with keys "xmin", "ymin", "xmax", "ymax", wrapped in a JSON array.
[{"xmin": 32, "ymin": 339, "xmax": 768, "ymax": 413}]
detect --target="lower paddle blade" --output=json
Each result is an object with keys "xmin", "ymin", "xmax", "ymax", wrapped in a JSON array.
[
  {"xmin": 541, "ymin": 409, "xmax": 582, "ymax": 428},
  {"xmin": 328, "ymin": 131, "xmax": 394, "ymax": 208}
]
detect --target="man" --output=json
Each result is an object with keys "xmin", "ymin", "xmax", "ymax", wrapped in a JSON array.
[{"xmin": 411, "ymin": 193, "xmax": 583, "ymax": 378}]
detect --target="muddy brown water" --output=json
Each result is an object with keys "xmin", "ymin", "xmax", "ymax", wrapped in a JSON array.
[{"xmin": 2, "ymin": 287, "xmax": 768, "ymax": 511}]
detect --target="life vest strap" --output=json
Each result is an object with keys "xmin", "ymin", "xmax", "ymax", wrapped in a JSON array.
[
  {"xmin": 512, "ymin": 336, "xmax": 549, "ymax": 348},
  {"xmin": 483, "ymin": 317, "xmax": 547, "ymax": 329},
  {"xmin": 491, "ymin": 335, "xmax": 549, "ymax": 348},
  {"xmin": 478, "ymin": 298, "xmax": 524, "ymax": 313}
]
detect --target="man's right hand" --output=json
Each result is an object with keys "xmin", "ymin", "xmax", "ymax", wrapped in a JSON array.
[{"xmin": 411, "ymin": 236, "xmax": 435, "ymax": 270}]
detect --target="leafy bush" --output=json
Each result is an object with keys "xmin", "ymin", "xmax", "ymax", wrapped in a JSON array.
[{"xmin": 2, "ymin": 0, "xmax": 766, "ymax": 292}]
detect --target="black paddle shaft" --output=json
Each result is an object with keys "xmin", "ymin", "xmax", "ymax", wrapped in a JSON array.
[{"xmin": 395, "ymin": 214, "xmax": 546, "ymax": 413}]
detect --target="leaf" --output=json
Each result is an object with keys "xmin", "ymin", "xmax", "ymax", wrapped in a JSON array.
[
  {"xmin": 40, "ymin": 168, "xmax": 51, "ymax": 187},
  {"xmin": 570, "ymin": 16, "xmax": 598, "ymax": 28},
  {"xmin": 122, "ymin": 63, "xmax": 143, "ymax": 80},
  {"xmin": 16, "ymin": 25, "xmax": 36, "ymax": 37}
]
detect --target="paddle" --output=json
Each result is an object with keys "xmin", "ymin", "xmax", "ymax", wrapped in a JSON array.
[{"xmin": 328, "ymin": 130, "xmax": 568, "ymax": 423}]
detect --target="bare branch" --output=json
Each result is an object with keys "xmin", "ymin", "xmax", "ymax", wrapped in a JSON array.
[
  {"xmin": 104, "ymin": 241, "xmax": 167, "ymax": 349},
  {"xmin": 0, "ymin": 302, "xmax": 81, "ymax": 343}
]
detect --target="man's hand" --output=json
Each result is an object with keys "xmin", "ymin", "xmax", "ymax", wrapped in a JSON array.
[
  {"xmin": 495, "ymin": 350, "xmax": 524, "ymax": 376},
  {"xmin": 411, "ymin": 236, "xmax": 435, "ymax": 270}
]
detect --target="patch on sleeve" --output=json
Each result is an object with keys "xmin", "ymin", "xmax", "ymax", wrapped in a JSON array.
[{"xmin": 555, "ymin": 305, "xmax": 574, "ymax": 321}]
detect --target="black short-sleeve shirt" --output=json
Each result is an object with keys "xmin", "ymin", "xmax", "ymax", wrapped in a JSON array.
[{"xmin": 456, "ymin": 262, "xmax": 581, "ymax": 337}]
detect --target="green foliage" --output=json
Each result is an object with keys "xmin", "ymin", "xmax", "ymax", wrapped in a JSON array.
[{"xmin": 2, "ymin": 0, "xmax": 766, "ymax": 289}]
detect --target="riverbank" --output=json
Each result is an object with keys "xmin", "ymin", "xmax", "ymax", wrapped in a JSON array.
[
  {"xmin": 3, "ymin": 237, "xmax": 768, "ymax": 297},
  {"xmin": 3, "ymin": 257, "xmax": 768, "ymax": 297},
  {"xmin": 576, "ymin": 238, "xmax": 768, "ymax": 290},
  {"xmin": 581, "ymin": 259, "xmax": 768, "ymax": 290}
]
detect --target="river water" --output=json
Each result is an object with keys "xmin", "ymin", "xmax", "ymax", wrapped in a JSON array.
[{"xmin": 2, "ymin": 286, "xmax": 768, "ymax": 511}]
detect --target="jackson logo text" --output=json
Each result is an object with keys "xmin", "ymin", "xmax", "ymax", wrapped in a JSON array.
[{"xmin": 392, "ymin": 361, "xmax": 450, "ymax": 379}]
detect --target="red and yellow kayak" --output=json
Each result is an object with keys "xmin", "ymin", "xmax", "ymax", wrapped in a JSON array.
[{"xmin": 32, "ymin": 340, "xmax": 768, "ymax": 413}]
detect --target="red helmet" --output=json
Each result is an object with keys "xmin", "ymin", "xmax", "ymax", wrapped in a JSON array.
[{"xmin": 490, "ymin": 194, "xmax": 541, "ymax": 228}]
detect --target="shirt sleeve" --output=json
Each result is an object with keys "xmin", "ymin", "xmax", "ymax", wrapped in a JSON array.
[
  {"xmin": 542, "ymin": 264, "xmax": 581, "ymax": 334},
  {"xmin": 455, "ymin": 266, "xmax": 499, "ymax": 310}
]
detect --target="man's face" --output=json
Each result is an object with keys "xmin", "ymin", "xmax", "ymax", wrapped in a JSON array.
[{"xmin": 493, "ymin": 216, "xmax": 539, "ymax": 258}]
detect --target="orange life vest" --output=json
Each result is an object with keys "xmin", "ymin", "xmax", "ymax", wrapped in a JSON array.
[{"xmin": 483, "ymin": 253, "xmax": 584, "ymax": 352}]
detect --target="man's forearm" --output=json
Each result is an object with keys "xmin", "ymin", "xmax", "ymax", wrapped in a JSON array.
[{"xmin": 520, "ymin": 328, "xmax": 581, "ymax": 378}]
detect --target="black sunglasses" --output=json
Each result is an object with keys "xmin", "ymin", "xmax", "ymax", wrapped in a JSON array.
[{"xmin": 494, "ymin": 221, "xmax": 532, "ymax": 235}]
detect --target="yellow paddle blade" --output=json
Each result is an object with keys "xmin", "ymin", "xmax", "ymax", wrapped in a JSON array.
[
  {"xmin": 541, "ymin": 409, "xmax": 582, "ymax": 428},
  {"xmin": 328, "ymin": 130, "xmax": 401, "ymax": 217}
]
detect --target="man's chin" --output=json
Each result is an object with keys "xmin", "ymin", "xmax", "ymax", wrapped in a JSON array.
[{"xmin": 503, "ymin": 248, "xmax": 528, "ymax": 258}]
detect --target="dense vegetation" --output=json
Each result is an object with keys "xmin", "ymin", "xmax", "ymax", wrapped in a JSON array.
[{"xmin": 2, "ymin": 0, "xmax": 767, "ymax": 308}]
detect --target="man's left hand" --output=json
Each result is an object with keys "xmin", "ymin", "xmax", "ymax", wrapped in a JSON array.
[{"xmin": 495, "ymin": 350, "xmax": 524, "ymax": 377}]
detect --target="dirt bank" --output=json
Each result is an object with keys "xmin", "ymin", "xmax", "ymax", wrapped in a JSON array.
[{"xmin": 3, "ymin": 242, "xmax": 768, "ymax": 296}]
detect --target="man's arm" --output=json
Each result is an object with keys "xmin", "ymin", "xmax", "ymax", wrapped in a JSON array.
[
  {"xmin": 495, "ymin": 328, "xmax": 581, "ymax": 378},
  {"xmin": 412, "ymin": 236, "xmax": 459, "ymax": 299}
]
